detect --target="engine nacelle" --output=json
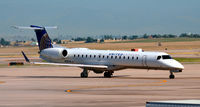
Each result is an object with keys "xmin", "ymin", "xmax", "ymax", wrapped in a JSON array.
[{"xmin": 40, "ymin": 48, "xmax": 68, "ymax": 59}]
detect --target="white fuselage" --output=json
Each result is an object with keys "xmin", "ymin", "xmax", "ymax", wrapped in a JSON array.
[
  {"xmin": 40, "ymin": 48, "xmax": 184, "ymax": 71},
  {"xmin": 16, "ymin": 25, "xmax": 184, "ymax": 78}
]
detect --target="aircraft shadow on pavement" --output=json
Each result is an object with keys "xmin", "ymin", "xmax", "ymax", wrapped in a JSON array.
[
  {"xmin": 1, "ymin": 75, "xmax": 199, "ymax": 79},
  {"xmin": 18, "ymin": 76, "xmax": 106, "ymax": 78},
  {"xmin": 16, "ymin": 75, "xmax": 167, "ymax": 79},
  {"xmin": 16, "ymin": 75, "xmax": 131, "ymax": 79}
]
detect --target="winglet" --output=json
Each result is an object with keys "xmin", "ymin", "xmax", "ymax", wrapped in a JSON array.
[{"xmin": 21, "ymin": 51, "xmax": 30, "ymax": 63}]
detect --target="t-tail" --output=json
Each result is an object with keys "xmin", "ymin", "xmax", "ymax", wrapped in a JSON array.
[
  {"xmin": 12, "ymin": 25, "xmax": 57, "ymax": 51},
  {"xmin": 30, "ymin": 25, "xmax": 53, "ymax": 51}
]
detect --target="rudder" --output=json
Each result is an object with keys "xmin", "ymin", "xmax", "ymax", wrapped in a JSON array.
[{"xmin": 30, "ymin": 25, "xmax": 53, "ymax": 51}]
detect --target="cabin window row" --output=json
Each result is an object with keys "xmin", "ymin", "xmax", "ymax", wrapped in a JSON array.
[{"xmin": 73, "ymin": 54, "xmax": 139, "ymax": 60}]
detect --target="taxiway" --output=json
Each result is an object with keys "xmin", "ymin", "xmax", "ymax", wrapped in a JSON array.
[{"xmin": 0, "ymin": 64, "xmax": 200, "ymax": 107}]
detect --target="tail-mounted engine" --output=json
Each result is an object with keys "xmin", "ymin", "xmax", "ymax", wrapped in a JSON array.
[
  {"xmin": 40, "ymin": 48, "xmax": 69, "ymax": 59},
  {"xmin": 62, "ymin": 49, "xmax": 68, "ymax": 57}
]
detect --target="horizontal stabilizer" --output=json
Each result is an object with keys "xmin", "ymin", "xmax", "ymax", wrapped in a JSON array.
[{"xmin": 12, "ymin": 26, "xmax": 57, "ymax": 30}]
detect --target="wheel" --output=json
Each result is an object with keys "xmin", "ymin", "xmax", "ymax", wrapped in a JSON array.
[
  {"xmin": 169, "ymin": 74, "xmax": 175, "ymax": 79},
  {"xmin": 104, "ymin": 72, "xmax": 111, "ymax": 78},
  {"xmin": 81, "ymin": 72, "xmax": 84, "ymax": 78},
  {"xmin": 81, "ymin": 72, "xmax": 88, "ymax": 78}
]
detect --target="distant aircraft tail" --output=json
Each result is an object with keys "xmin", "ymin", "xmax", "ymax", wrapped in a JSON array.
[{"xmin": 13, "ymin": 25, "xmax": 57, "ymax": 51}]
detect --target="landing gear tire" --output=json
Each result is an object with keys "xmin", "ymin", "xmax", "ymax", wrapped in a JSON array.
[
  {"xmin": 104, "ymin": 71, "xmax": 113, "ymax": 78},
  {"xmin": 169, "ymin": 74, "xmax": 175, "ymax": 79},
  {"xmin": 169, "ymin": 71, "xmax": 175, "ymax": 79},
  {"xmin": 81, "ymin": 72, "xmax": 88, "ymax": 78},
  {"xmin": 81, "ymin": 69, "xmax": 88, "ymax": 78}
]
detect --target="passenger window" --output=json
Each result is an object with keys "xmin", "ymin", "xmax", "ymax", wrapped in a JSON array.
[
  {"xmin": 119, "ymin": 56, "xmax": 121, "ymax": 59},
  {"xmin": 132, "ymin": 57, "xmax": 134, "ymax": 59},
  {"xmin": 74, "ymin": 55, "xmax": 76, "ymax": 57},
  {"xmin": 82, "ymin": 55, "xmax": 84, "ymax": 57},
  {"xmin": 78, "ymin": 55, "xmax": 80, "ymax": 57},
  {"xmin": 86, "ymin": 55, "xmax": 87, "ymax": 58},
  {"xmin": 99, "ymin": 55, "xmax": 101, "ymax": 58},
  {"xmin": 137, "ymin": 57, "xmax": 138, "ymax": 60},
  {"xmin": 157, "ymin": 56, "xmax": 161, "ymax": 60},
  {"xmin": 103, "ymin": 55, "xmax": 105, "ymax": 58},
  {"xmin": 115, "ymin": 56, "xmax": 117, "ymax": 59},
  {"xmin": 128, "ymin": 56, "xmax": 129, "ymax": 59},
  {"xmin": 107, "ymin": 56, "xmax": 109, "ymax": 59},
  {"xmin": 94, "ymin": 55, "xmax": 96, "ymax": 58},
  {"xmin": 123, "ymin": 56, "xmax": 126, "ymax": 59},
  {"xmin": 111, "ymin": 56, "xmax": 113, "ymax": 59},
  {"xmin": 90, "ymin": 55, "xmax": 92, "ymax": 58}
]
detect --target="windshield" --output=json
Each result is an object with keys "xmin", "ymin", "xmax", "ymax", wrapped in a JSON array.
[
  {"xmin": 162, "ymin": 55, "xmax": 172, "ymax": 59},
  {"xmin": 157, "ymin": 56, "xmax": 161, "ymax": 60}
]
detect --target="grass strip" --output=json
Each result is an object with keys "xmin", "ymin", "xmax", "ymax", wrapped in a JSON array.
[{"xmin": 174, "ymin": 57, "xmax": 200, "ymax": 62}]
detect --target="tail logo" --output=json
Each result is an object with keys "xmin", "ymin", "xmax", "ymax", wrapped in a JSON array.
[{"xmin": 39, "ymin": 33, "xmax": 53, "ymax": 50}]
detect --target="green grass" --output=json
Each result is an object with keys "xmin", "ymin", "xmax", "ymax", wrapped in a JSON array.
[
  {"xmin": 174, "ymin": 57, "xmax": 200, "ymax": 62},
  {"xmin": 109, "ymin": 38, "xmax": 200, "ymax": 43}
]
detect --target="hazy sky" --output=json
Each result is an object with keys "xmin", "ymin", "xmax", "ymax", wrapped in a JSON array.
[{"xmin": 0, "ymin": 0, "xmax": 200, "ymax": 40}]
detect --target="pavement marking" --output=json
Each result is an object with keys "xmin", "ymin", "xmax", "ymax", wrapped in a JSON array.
[
  {"xmin": 0, "ymin": 81, "xmax": 5, "ymax": 84},
  {"xmin": 65, "ymin": 80, "xmax": 167, "ymax": 93},
  {"xmin": 66, "ymin": 90, "xmax": 72, "ymax": 92}
]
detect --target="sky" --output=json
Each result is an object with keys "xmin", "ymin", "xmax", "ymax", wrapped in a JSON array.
[{"xmin": 0, "ymin": 0, "xmax": 200, "ymax": 40}]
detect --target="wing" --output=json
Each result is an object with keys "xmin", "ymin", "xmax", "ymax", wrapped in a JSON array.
[
  {"xmin": 33, "ymin": 62, "xmax": 108, "ymax": 69},
  {"xmin": 21, "ymin": 51, "xmax": 108, "ymax": 69}
]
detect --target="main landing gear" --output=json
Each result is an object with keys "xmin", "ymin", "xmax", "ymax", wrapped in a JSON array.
[
  {"xmin": 80, "ymin": 69, "xmax": 114, "ymax": 78},
  {"xmin": 81, "ymin": 69, "xmax": 88, "ymax": 78},
  {"xmin": 169, "ymin": 71, "xmax": 175, "ymax": 79},
  {"xmin": 104, "ymin": 71, "xmax": 114, "ymax": 78}
]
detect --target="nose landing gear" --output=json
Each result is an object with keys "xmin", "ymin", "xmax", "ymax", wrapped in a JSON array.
[
  {"xmin": 169, "ymin": 71, "xmax": 175, "ymax": 79},
  {"xmin": 169, "ymin": 74, "xmax": 175, "ymax": 79}
]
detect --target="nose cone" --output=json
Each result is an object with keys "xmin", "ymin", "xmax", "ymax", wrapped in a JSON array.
[
  {"xmin": 161, "ymin": 59, "xmax": 184, "ymax": 70},
  {"xmin": 173, "ymin": 60, "xmax": 184, "ymax": 70}
]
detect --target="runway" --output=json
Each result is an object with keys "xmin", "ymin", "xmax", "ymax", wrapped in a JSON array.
[{"xmin": 0, "ymin": 64, "xmax": 200, "ymax": 107}]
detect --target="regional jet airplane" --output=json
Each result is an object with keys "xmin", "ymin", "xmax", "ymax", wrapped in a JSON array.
[{"xmin": 15, "ymin": 25, "xmax": 184, "ymax": 79}]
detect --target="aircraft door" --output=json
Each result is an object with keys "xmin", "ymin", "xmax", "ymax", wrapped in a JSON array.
[{"xmin": 142, "ymin": 55, "xmax": 148, "ymax": 67}]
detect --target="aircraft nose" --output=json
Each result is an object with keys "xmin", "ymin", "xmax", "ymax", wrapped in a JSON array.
[
  {"xmin": 172, "ymin": 60, "xmax": 184, "ymax": 70},
  {"xmin": 162, "ymin": 59, "xmax": 184, "ymax": 70}
]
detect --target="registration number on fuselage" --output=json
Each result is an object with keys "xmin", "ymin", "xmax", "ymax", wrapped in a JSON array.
[{"xmin": 65, "ymin": 60, "xmax": 74, "ymax": 63}]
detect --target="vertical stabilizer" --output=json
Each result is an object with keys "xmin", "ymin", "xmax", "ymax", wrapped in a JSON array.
[{"xmin": 30, "ymin": 25, "xmax": 53, "ymax": 51}]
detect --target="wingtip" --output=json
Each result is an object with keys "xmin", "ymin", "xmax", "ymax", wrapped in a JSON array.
[{"xmin": 21, "ymin": 51, "xmax": 30, "ymax": 63}]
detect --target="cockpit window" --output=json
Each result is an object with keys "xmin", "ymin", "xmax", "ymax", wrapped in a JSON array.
[
  {"xmin": 162, "ymin": 55, "xmax": 172, "ymax": 59},
  {"xmin": 157, "ymin": 56, "xmax": 161, "ymax": 60}
]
